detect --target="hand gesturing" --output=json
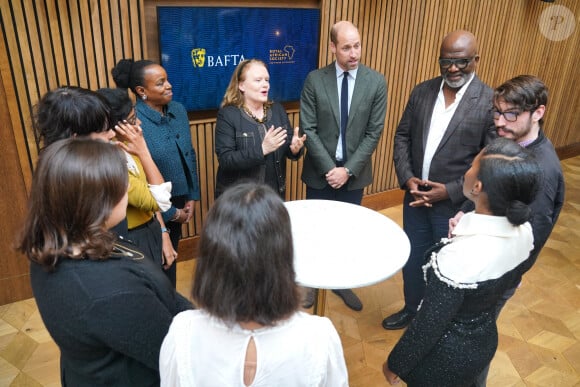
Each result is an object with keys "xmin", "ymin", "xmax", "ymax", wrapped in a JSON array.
[{"xmin": 262, "ymin": 125, "xmax": 287, "ymax": 155}]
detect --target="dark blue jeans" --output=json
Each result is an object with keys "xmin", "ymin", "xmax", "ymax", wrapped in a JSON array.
[{"xmin": 402, "ymin": 191, "xmax": 458, "ymax": 311}]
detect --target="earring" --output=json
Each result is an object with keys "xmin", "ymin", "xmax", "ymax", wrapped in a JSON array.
[{"xmin": 141, "ymin": 94, "xmax": 147, "ymax": 100}]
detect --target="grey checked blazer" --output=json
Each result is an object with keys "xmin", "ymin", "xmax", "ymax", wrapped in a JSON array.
[{"xmin": 393, "ymin": 75, "xmax": 496, "ymax": 205}]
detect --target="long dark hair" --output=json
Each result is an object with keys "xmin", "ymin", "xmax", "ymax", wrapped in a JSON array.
[
  {"xmin": 17, "ymin": 138, "xmax": 128, "ymax": 269},
  {"xmin": 192, "ymin": 182, "xmax": 300, "ymax": 325}
]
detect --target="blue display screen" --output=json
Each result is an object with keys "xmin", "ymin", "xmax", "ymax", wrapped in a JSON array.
[{"xmin": 158, "ymin": 7, "xmax": 321, "ymax": 112}]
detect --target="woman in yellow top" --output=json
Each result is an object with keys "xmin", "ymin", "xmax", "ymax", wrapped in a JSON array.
[{"xmin": 97, "ymin": 88, "xmax": 177, "ymax": 275}]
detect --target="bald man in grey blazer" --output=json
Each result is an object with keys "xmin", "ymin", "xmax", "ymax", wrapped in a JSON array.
[
  {"xmin": 383, "ymin": 30, "xmax": 496, "ymax": 330},
  {"xmin": 300, "ymin": 21, "xmax": 388, "ymax": 311}
]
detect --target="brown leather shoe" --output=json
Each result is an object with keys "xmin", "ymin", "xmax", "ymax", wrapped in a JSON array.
[{"xmin": 332, "ymin": 289, "xmax": 363, "ymax": 311}]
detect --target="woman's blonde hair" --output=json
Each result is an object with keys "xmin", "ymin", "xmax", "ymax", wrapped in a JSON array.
[{"xmin": 221, "ymin": 59, "xmax": 272, "ymax": 108}]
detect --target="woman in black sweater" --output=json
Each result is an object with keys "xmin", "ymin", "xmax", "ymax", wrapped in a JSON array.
[{"xmin": 17, "ymin": 138, "xmax": 191, "ymax": 386}]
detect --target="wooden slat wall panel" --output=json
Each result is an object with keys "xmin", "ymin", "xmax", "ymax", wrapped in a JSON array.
[
  {"xmin": 0, "ymin": 24, "xmax": 34, "ymax": 305},
  {"xmin": 316, "ymin": 0, "xmax": 580, "ymax": 197},
  {"xmin": 0, "ymin": 0, "xmax": 579, "ymax": 260},
  {"xmin": 1, "ymin": 1, "xmax": 37, "ymax": 182},
  {"xmin": 1, "ymin": 0, "xmax": 147, "ymax": 174}
]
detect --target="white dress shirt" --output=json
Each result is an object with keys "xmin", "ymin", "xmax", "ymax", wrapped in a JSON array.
[
  {"xmin": 422, "ymin": 73, "xmax": 475, "ymax": 180},
  {"xmin": 335, "ymin": 63, "xmax": 358, "ymax": 161}
]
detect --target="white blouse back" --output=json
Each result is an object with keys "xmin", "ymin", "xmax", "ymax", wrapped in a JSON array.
[{"xmin": 159, "ymin": 310, "xmax": 349, "ymax": 387}]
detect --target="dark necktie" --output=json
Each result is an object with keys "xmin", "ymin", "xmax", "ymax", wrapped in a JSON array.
[{"xmin": 340, "ymin": 71, "xmax": 349, "ymax": 161}]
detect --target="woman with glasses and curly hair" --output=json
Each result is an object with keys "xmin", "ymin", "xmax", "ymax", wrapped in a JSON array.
[{"xmin": 97, "ymin": 87, "xmax": 176, "ymax": 278}]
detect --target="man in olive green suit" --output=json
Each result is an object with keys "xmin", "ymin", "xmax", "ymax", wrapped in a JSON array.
[{"xmin": 300, "ymin": 21, "xmax": 388, "ymax": 311}]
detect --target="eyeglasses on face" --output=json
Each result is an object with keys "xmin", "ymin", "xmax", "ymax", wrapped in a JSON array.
[
  {"xmin": 125, "ymin": 114, "xmax": 137, "ymax": 125},
  {"xmin": 438, "ymin": 57, "xmax": 475, "ymax": 70},
  {"xmin": 492, "ymin": 109, "xmax": 520, "ymax": 122},
  {"xmin": 124, "ymin": 106, "xmax": 138, "ymax": 125}
]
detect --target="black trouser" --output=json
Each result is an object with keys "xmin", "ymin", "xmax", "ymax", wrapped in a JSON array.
[
  {"xmin": 128, "ymin": 216, "xmax": 163, "ymax": 267},
  {"xmin": 164, "ymin": 196, "xmax": 190, "ymax": 288}
]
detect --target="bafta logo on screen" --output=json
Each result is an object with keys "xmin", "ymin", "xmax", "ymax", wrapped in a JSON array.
[{"xmin": 191, "ymin": 48, "xmax": 206, "ymax": 68}]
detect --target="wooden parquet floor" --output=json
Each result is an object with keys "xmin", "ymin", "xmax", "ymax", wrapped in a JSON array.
[{"xmin": 1, "ymin": 155, "xmax": 579, "ymax": 386}]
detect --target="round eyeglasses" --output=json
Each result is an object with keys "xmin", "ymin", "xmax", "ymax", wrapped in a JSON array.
[{"xmin": 438, "ymin": 57, "xmax": 475, "ymax": 70}]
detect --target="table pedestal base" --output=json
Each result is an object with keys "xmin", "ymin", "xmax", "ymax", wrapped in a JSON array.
[{"xmin": 313, "ymin": 289, "xmax": 327, "ymax": 316}]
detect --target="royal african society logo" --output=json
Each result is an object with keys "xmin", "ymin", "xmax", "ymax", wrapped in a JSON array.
[
  {"xmin": 269, "ymin": 45, "xmax": 296, "ymax": 65},
  {"xmin": 191, "ymin": 48, "xmax": 245, "ymax": 68}
]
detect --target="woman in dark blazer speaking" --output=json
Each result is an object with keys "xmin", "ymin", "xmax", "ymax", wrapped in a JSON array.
[{"xmin": 214, "ymin": 59, "xmax": 306, "ymax": 198}]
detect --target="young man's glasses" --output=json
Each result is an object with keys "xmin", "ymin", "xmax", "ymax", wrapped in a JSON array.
[
  {"xmin": 438, "ymin": 57, "xmax": 475, "ymax": 70},
  {"xmin": 492, "ymin": 109, "xmax": 520, "ymax": 122}
]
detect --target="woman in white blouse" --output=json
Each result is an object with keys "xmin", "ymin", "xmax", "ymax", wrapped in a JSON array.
[{"xmin": 160, "ymin": 182, "xmax": 348, "ymax": 387}]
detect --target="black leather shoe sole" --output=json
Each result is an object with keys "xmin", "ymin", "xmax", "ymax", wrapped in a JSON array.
[{"xmin": 382, "ymin": 309, "xmax": 416, "ymax": 330}]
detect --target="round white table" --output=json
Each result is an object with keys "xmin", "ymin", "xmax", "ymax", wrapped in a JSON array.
[{"xmin": 284, "ymin": 199, "xmax": 410, "ymax": 315}]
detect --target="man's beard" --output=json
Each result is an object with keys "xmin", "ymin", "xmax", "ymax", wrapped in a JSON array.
[{"xmin": 443, "ymin": 73, "xmax": 469, "ymax": 89}]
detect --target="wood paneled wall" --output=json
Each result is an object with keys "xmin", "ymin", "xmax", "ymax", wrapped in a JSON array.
[
  {"xmin": 1, "ymin": 0, "xmax": 578, "ymax": 304},
  {"xmin": 316, "ymin": 0, "xmax": 580, "ymax": 196}
]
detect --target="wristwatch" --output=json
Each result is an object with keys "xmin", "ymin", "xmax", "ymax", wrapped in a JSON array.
[
  {"xmin": 344, "ymin": 167, "xmax": 353, "ymax": 177},
  {"xmin": 161, "ymin": 227, "xmax": 170, "ymax": 234}
]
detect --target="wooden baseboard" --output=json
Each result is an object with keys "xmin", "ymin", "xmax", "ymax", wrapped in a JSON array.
[
  {"xmin": 177, "ymin": 235, "xmax": 200, "ymax": 262},
  {"xmin": 0, "ymin": 275, "xmax": 33, "ymax": 305},
  {"xmin": 556, "ymin": 142, "xmax": 580, "ymax": 160},
  {"xmin": 361, "ymin": 189, "xmax": 405, "ymax": 211}
]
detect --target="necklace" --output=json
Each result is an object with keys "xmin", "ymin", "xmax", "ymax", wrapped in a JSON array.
[
  {"xmin": 112, "ymin": 241, "xmax": 145, "ymax": 261},
  {"xmin": 242, "ymin": 104, "xmax": 268, "ymax": 123}
]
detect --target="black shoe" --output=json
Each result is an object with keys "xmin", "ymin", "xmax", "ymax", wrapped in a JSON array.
[
  {"xmin": 332, "ymin": 289, "xmax": 363, "ymax": 311},
  {"xmin": 303, "ymin": 288, "xmax": 317, "ymax": 309},
  {"xmin": 382, "ymin": 307, "xmax": 416, "ymax": 330}
]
